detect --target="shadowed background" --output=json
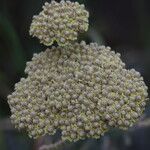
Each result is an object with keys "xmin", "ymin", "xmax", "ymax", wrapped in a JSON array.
[{"xmin": 0, "ymin": 0, "xmax": 150, "ymax": 150}]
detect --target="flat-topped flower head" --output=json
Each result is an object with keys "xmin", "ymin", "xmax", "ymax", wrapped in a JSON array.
[
  {"xmin": 7, "ymin": 42, "xmax": 148, "ymax": 141},
  {"xmin": 7, "ymin": 0, "xmax": 149, "ymax": 143},
  {"xmin": 29, "ymin": 0, "xmax": 89, "ymax": 46}
]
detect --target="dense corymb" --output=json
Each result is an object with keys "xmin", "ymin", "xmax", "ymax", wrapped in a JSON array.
[
  {"xmin": 29, "ymin": 0, "xmax": 89, "ymax": 46},
  {"xmin": 8, "ymin": 42, "xmax": 148, "ymax": 141}
]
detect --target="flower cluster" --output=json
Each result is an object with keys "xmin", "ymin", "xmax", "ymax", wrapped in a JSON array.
[
  {"xmin": 8, "ymin": 42, "xmax": 148, "ymax": 141},
  {"xmin": 29, "ymin": 0, "xmax": 89, "ymax": 46}
]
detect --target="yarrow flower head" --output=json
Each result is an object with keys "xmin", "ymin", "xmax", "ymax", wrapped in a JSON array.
[
  {"xmin": 8, "ymin": 42, "xmax": 148, "ymax": 141},
  {"xmin": 8, "ymin": 0, "xmax": 148, "ymax": 143},
  {"xmin": 29, "ymin": 0, "xmax": 89, "ymax": 46}
]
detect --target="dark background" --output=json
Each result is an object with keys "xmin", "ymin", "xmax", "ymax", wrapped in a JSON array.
[{"xmin": 0, "ymin": 0, "xmax": 150, "ymax": 150}]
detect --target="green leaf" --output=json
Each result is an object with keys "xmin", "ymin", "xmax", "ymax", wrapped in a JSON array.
[{"xmin": 0, "ymin": 14, "xmax": 26, "ymax": 73}]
